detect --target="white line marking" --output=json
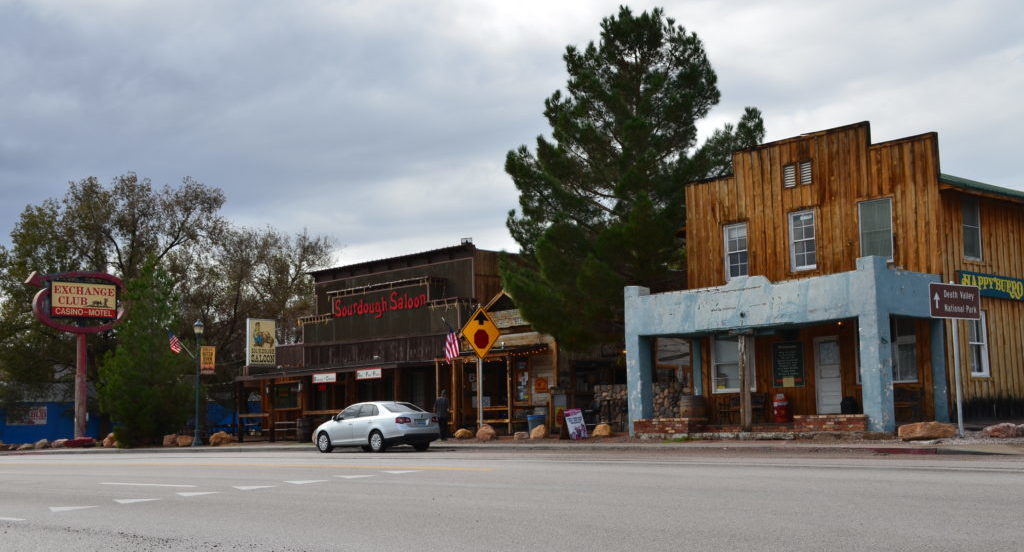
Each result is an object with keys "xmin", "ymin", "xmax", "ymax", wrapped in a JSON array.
[
  {"xmin": 285, "ymin": 480, "xmax": 327, "ymax": 485},
  {"xmin": 233, "ymin": 485, "xmax": 276, "ymax": 491},
  {"xmin": 176, "ymin": 492, "xmax": 219, "ymax": 497},
  {"xmin": 381, "ymin": 470, "xmax": 420, "ymax": 474},
  {"xmin": 334, "ymin": 475, "xmax": 374, "ymax": 479},
  {"xmin": 0, "ymin": 517, "xmax": 26, "ymax": 521},
  {"xmin": 101, "ymin": 482, "xmax": 196, "ymax": 488},
  {"xmin": 114, "ymin": 498, "xmax": 161, "ymax": 504},
  {"xmin": 50, "ymin": 506, "xmax": 98, "ymax": 513}
]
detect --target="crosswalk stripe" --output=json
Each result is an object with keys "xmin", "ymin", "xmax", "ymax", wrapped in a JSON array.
[
  {"xmin": 233, "ymin": 485, "xmax": 276, "ymax": 491},
  {"xmin": 114, "ymin": 498, "xmax": 160, "ymax": 504},
  {"xmin": 381, "ymin": 470, "xmax": 420, "ymax": 474},
  {"xmin": 177, "ymin": 492, "xmax": 219, "ymax": 497},
  {"xmin": 49, "ymin": 506, "xmax": 97, "ymax": 513},
  {"xmin": 334, "ymin": 475, "xmax": 374, "ymax": 479}
]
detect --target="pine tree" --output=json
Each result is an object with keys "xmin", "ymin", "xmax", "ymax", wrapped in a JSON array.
[
  {"xmin": 502, "ymin": 6, "xmax": 765, "ymax": 351},
  {"xmin": 98, "ymin": 256, "xmax": 193, "ymax": 446}
]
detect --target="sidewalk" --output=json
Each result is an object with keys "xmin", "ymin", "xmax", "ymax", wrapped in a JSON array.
[{"xmin": 6, "ymin": 434, "xmax": 1024, "ymax": 457}]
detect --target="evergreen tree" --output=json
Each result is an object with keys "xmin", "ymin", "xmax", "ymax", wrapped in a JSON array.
[
  {"xmin": 98, "ymin": 256, "xmax": 192, "ymax": 446},
  {"xmin": 502, "ymin": 6, "xmax": 765, "ymax": 350}
]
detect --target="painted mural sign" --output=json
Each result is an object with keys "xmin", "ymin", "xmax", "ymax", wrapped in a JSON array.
[
  {"xmin": 7, "ymin": 405, "xmax": 47, "ymax": 426},
  {"xmin": 200, "ymin": 346, "xmax": 216, "ymax": 375},
  {"xmin": 246, "ymin": 318, "xmax": 277, "ymax": 367},
  {"xmin": 957, "ymin": 271, "xmax": 1024, "ymax": 302},
  {"xmin": 772, "ymin": 341, "xmax": 805, "ymax": 388}
]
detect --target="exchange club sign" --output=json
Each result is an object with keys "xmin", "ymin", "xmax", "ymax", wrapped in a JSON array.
[{"xmin": 50, "ymin": 281, "xmax": 118, "ymax": 319}]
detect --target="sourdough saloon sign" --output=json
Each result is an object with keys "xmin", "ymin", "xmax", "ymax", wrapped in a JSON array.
[{"xmin": 332, "ymin": 290, "xmax": 429, "ymax": 320}]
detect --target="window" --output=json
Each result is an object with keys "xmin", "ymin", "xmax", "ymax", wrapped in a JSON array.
[
  {"xmin": 789, "ymin": 210, "xmax": 817, "ymax": 271},
  {"xmin": 859, "ymin": 198, "xmax": 893, "ymax": 260},
  {"xmin": 891, "ymin": 317, "xmax": 917, "ymax": 383},
  {"xmin": 969, "ymin": 311, "xmax": 990, "ymax": 377},
  {"xmin": 712, "ymin": 336, "xmax": 755, "ymax": 393},
  {"xmin": 272, "ymin": 383, "xmax": 299, "ymax": 409},
  {"xmin": 783, "ymin": 161, "xmax": 812, "ymax": 188},
  {"xmin": 357, "ymin": 404, "xmax": 379, "ymax": 417},
  {"xmin": 962, "ymin": 198, "xmax": 982, "ymax": 260},
  {"xmin": 724, "ymin": 222, "xmax": 748, "ymax": 281}
]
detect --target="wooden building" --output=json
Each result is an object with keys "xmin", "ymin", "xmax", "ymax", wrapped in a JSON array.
[{"xmin": 625, "ymin": 122, "xmax": 1024, "ymax": 433}]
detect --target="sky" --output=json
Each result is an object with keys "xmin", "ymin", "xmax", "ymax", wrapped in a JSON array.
[{"xmin": 2, "ymin": 0, "xmax": 1022, "ymax": 268}]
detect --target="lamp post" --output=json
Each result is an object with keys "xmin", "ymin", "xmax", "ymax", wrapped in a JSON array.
[{"xmin": 192, "ymin": 319, "xmax": 204, "ymax": 447}]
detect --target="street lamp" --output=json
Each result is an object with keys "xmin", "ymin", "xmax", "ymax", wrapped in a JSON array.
[{"xmin": 192, "ymin": 319, "xmax": 204, "ymax": 447}]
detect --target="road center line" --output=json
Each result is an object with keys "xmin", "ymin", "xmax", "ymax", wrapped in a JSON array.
[
  {"xmin": 114, "ymin": 498, "xmax": 161, "ymax": 504},
  {"xmin": 0, "ymin": 517, "xmax": 26, "ymax": 521},
  {"xmin": 177, "ymin": 492, "xmax": 219, "ymax": 497},
  {"xmin": 101, "ymin": 482, "xmax": 197, "ymax": 488}
]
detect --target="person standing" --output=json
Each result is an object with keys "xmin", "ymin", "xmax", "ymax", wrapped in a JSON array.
[{"xmin": 434, "ymin": 389, "xmax": 451, "ymax": 441}]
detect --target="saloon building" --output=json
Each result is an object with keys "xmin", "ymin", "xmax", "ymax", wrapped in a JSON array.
[
  {"xmin": 625, "ymin": 122, "xmax": 1024, "ymax": 434},
  {"xmin": 235, "ymin": 241, "xmax": 621, "ymax": 440}
]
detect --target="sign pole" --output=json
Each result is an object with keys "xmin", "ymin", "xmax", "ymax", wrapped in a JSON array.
[
  {"xmin": 75, "ymin": 333, "xmax": 88, "ymax": 439},
  {"xmin": 951, "ymin": 318, "xmax": 964, "ymax": 438},
  {"xmin": 476, "ymin": 356, "xmax": 483, "ymax": 429}
]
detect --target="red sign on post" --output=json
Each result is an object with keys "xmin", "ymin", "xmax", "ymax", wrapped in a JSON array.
[{"xmin": 929, "ymin": 282, "xmax": 980, "ymax": 319}]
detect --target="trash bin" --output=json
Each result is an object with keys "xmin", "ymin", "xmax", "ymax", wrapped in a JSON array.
[{"xmin": 527, "ymin": 414, "xmax": 546, "ymax": 432}]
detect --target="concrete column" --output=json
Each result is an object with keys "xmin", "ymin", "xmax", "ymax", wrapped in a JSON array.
[
  {"xmin": 690, "ymin": 339, "xmax": 703, "ymax": 396},
  {"xmin": 624, "ymin": 286, "xmax": 653, "ymax": 437},
  {"xmin": 930, "ymin": 318, "xmax": 950, "ymax": 422},
  {"xmin": 859, "ymin": 311, "xmax": 895, "ymax": 432}
]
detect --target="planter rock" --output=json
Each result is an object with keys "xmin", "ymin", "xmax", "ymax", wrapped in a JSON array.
[{"xmin": 898, "ymin": 421, "xmax": 956, "ymax": 441}]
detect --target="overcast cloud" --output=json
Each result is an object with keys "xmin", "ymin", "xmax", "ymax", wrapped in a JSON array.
[{"xmin": 2, "ymin": 0, "xmax": 1021, "ymax": 267}]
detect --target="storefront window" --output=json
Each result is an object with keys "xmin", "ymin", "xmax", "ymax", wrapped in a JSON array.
[
  {"xmin": 891, "ymin": 318, "xmax": 917, "ymax": 383},
  {"xmin": 712, "ymin": 336, "xmax": 755, "ymax": 393},
  {"xmin": 273, "ymin": 383, "xmax": 299, "ymax": 409}
]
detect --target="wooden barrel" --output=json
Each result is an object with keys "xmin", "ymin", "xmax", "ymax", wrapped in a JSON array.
[{"xmin": 678, "ymin": 395, "xmax": 706, "ymax": 418}]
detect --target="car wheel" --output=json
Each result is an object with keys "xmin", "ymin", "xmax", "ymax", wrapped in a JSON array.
[
  {"xmin": 368, "ymin": 430, "xmax": 386, "ymax": 452},
  {"xmin": 316, "ymin": 432, "xmax": 334, "ymax": 453},
  {"xmin": 413, "ymin": 442, "xmax": 429, "ymax": 452}
]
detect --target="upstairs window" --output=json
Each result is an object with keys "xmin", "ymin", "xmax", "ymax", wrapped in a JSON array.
[
  {"xmin": 789, "ymin": 210, "xmax": 817, "ymax": 271},
  {"xmin": 783, "ymin": 161, "xmax": 812, "ymax": 188},
  {"xmin": 859, "ymin": 198, "xmax": 894, "ymax": 260},
  {"xmin": 723, "ymin": 222, "xmax": 748, "ymax": 281},
  {"xmin": 962, "ymin": 198, "xmax": 982, "ymax": 260}
]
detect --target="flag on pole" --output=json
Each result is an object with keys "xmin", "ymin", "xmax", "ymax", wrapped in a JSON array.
[
  {"xmin": 168, "ymin": 332, "xmax": 183, "ymax": 354},
  {"xmin": 444, "ymin": 330, "xmax": 460, "ymax": 363}
]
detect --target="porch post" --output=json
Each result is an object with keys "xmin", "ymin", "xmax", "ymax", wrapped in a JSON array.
[
  {"xmin": 859, "ymin": 311, "xmax": 895, "ymax": 432},
  {"xmin": 930, "ymin": 318, "xmax": 950, "ymax": 422}
]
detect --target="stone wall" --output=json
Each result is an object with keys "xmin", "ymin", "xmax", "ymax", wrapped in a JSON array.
[
  {"xmin": 793, "ymin": 414, "xmax": 867, "ymax": 432},
  {"xmin": 594, "ymin": 382, "xmax": 686, "ymax": 430}
]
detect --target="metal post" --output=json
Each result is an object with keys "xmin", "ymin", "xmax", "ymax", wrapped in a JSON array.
[
  {"xmin": 476, "ymin": 356, "xmax": 483, "ymax": 429},
  {"xmin": 75, "ymin": 333, "xmax": 88, "ymax": 439},
  {"xmin": 192, "ymin": 330, "xmax": 202, "ymax": 446},
  {"xmin": 952, "ymin": 319, "xmax": 964, "ymax": 438}
]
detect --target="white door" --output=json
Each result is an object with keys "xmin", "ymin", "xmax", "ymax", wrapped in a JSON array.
[{"xmin": 814, "ymin": 337, "xmax": 842, "ymax": 414}]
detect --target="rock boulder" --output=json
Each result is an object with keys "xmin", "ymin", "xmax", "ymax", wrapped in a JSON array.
[
  {"xmin": 592, "ymin": 423, "xmax": 613, "ymax": 437},
  {"xmin": 176, "ymin": 435, "xmax": 195, "ymax": 447},
  {"xmin": 476, "ymin": 424, "xmax": 496, "ymax": 441},
  {"xmin": 529, "ymin": 424, "xmax": 547, "ymax": 440},
  {"xmin": 898, "ymin": 421, "xmax": 956, "ymax": 441},
  {"xmin": 51, "ymin": 439, "xmax": 68, "ymax": 449},
  {"xmin": 102, "ymin": 433, "xmax": 117, "ymax": 448},
  {"xmin": 982, "ymin": 423, "xmax": 1023, "ymax": 439},
  {"xmin": 34, "ymin": 439, "xmax": 50, "ymax": 449},
  {"xmin": 17, "ymin": 443, "xmax": 34, "ymax": 451},
  {"xmin": 453, "ymin": 428, "xmax": 473, "ymax": 440},
  {"xmin": 513, "ymin": 431, "xmax": 529, "ymax": 440},
  {"xmin": 209, "ymin": 431, "xmax": 236, "ymax": 446},
  {"xmin": 163, "ymin": 434, "xmax": 179, "ymax": 447}
]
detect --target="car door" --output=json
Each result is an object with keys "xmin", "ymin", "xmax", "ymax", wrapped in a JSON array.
[
  {"xmin": 350, "ymin": 404, "xmax": 379, "ymax": 444},
  {"xmin": 330, "ymin": 405, "xmax": 361, "ymax": 444}
]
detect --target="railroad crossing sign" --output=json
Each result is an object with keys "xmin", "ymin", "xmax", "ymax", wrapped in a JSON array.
[
  {"xmin": 929, "ymin": 282, "xmax": 980, "ymax": 320},
  {"xmin": 461, "ymin": 307, "xmax": 500, "ymax": 358}
]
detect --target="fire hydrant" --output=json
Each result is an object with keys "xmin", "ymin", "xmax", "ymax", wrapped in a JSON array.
[{"xmin": 772, "ymin": 393, "xmax": 790, "ymax": 423}]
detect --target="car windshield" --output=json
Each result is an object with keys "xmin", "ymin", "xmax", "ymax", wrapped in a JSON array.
[{"xmin": 379, "ymin": 402, "xmax": 424, "ymax": 413}]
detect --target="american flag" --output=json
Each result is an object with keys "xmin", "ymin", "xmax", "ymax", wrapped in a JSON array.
[
  {"xmin": 444, "ymin": 330, "xmax": 459, "ymax": 363},
  {"xmin": 168, "ymin": 332, "xmax": 183, "ymax": 354}
]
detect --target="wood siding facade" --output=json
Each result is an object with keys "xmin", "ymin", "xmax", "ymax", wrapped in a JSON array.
[{"xmin": 685, "ymin": 121, "xmax": 1024, "ymax": 416}]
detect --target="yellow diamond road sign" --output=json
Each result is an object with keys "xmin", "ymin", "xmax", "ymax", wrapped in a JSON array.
[{"xmin": 461, "ymin": 307, "xmax": 500, "ymax": 358}]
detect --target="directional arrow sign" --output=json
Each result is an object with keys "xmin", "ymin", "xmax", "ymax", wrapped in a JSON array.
[
  {"xmin": 461, "ymin": 307, "xmax": 500, "ymax": 358},
  {"xmin": 929, "ymin": 282, "xmax": 980, "ymax": 320}
]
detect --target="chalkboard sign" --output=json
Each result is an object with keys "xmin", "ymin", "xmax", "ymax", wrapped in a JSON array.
[{"xmin": 772, "ymin": 341, "xmax": 805, "ymax": 387}]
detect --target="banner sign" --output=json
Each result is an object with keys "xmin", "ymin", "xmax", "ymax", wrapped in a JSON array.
[
  {"xmin": 772, "ymin": 341, "xmax": 805, "ymax": 388},
  {"xmin": 50, "ymin": 280, "xmax": 118, "ymax": 319},
  {"xmin": 356, "ymin": 368, "xmax": 382, "ymax": 380},
  {"xmin": 312, "ymin": 372, "xmax": 337, "ymax": 383},
  {"xmin": 958, "ymin": 270, "xmax": 1024, "ymax": 302},
  {"xmin": 200, "ymin": 346, "xmax": 216, "ymax": 375},
  {"xmin": 7, "ymin": 405, "xmax": 47, "ymax": 426},
  {"xmin": 246, "ymin": 319, "xmax": 277, "ymax": 367},
  {"xmin": 563, "ymin": 408, "xmax": 588, "ymax": 440}
]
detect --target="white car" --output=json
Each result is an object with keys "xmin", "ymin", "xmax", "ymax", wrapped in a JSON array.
[{"xmin": 313, "ymin": 401, "xmax": 440, "ymax": 453}]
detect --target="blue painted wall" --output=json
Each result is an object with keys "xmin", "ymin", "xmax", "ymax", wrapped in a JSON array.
[{"xmin": 0, "ymin": 402, "xmax": 103, "ymax": 444}]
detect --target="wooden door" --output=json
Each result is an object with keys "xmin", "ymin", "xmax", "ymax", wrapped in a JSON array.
[{"xmin": 814, "ymin": 337, "xmax": 842, "ymax": 414}]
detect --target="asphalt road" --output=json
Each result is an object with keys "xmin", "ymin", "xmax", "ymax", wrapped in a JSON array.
[{"xmin": 1, "ymin": 447, "xmax": 1022, "ymax": 551}]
